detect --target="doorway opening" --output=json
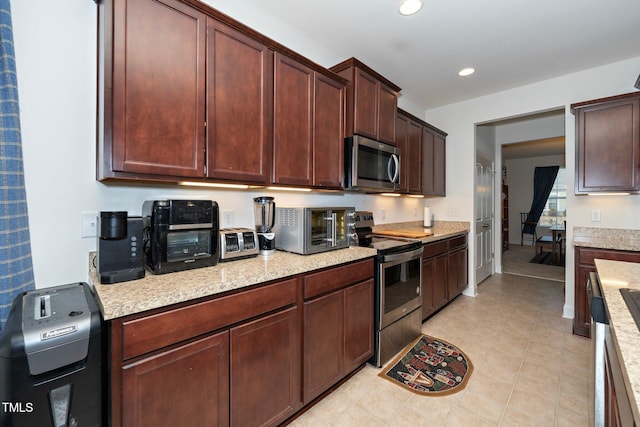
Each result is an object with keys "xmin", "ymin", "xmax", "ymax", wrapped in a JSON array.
[{"xmin": 479, "ymin": 108, "xmax": 566, "ymax": 282}]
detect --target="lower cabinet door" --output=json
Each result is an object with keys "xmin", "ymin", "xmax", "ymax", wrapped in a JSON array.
[
  {"xmin": 303, "ymin": 291, "xmax": 344, "ymax": 403},
  {"xmin": 122, "ymin": 331, "xmax": 230, "ymax": 427},
  {"xmin": 343, "ymin": 279, "xmax": 374, "ymax": 373},
  {"xmin": 230, "ymin": 306, "xmax": 301, "ymax": 427}
]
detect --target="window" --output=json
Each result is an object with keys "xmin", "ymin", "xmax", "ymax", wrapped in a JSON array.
[{"xmin": 538, "ymin": 168, "xmax": 566, "ymax": 227}]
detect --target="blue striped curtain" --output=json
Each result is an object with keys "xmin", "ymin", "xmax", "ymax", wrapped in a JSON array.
[{"xmin": 0, "ymin": 0, "xmax": 34, "ymax": 331}]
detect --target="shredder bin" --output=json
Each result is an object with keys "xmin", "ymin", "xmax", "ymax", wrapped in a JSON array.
[{"xmin": 0, "ymin": 282, "xmax": 104, "ymax": 427}]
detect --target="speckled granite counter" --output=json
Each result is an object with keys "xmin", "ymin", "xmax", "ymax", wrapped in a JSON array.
[
  {"xmin": 374, "ymin": 220, "xmax": 470, "ymax": 243},
  {"xmin": 574, "ymin": 227, "xmax": 640, "ymax": 251},
  {"xmin": 90, "ymin": 246, "xmax": 376, "ymax": 320},
  {"xmin": 594, "ymin": 259, "xmax": 640, "ymax": 423}
]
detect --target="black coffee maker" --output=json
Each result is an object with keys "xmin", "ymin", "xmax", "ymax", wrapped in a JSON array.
[{"xmin": 96, "ymin": 211, "xmax": 145, "ymax": 284}]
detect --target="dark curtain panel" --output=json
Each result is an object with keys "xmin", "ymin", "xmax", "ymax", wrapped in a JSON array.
[
  {"xmin": 0, "ymin": 0, "xmax": 35, "ymax": 331},
  {"xmin": 523, "ymin": 166, "xmax": 560, "ymax": 235}
]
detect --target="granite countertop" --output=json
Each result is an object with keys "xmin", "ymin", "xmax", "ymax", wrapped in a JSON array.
[
  {"xmin": 574, "ymin": 227, "xmax": 640, "ymax": 251},
  {"xmin": 374, "ymin": 220, "xmax": 470, "ymax": 243},
  {"xmin": 90, "ymin": 246, "xmax": 376, "ymax": 320},
  {"xmin": 594, "ymin": 259, "xmax": 640, "ymax": 423}
]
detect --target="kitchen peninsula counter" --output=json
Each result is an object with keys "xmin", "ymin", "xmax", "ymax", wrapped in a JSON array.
[
  {"xmin": 594, "ymin": 259, "xmax": 640, "ymax": 424},
  {"xmin": 89, "ymin": 246, "xmax": 376, "ymax": 320},
  {"xmin": 574, "ymin": 226, "xmax": 640, "ymax": 251}
]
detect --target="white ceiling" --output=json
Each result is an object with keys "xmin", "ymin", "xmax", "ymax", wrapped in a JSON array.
[{"xmin": 239, "ymin": 0, "xmax": 640, "ymax": 110}]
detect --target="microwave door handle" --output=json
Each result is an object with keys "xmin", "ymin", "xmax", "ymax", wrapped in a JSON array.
[{"xmin": 388, "ymin": 154, "xmax": 400, "ymax": 183}]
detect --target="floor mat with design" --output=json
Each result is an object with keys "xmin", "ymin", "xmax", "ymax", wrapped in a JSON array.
[
  {"xmin": 530, "ymin": 250, "xmax": 565, "ymax": 266},
  {"xmin": 379, "ymin": 334, "xmax": 473, "ymax": 396}
]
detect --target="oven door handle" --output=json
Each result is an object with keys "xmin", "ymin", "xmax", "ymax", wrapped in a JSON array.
[{"xmin": 381, "ymin": 246, "xmax": 423, "ymax": 263}]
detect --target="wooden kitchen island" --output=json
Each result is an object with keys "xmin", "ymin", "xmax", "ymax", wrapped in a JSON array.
[{"xmin": 90, "ymin": 247, "xmax": 376, "ymax": 427}]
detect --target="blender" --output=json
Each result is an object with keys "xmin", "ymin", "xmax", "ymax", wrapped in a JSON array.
[{"xmin": 254, "ymin": 196, "xmax": 276, "ymax": 255}]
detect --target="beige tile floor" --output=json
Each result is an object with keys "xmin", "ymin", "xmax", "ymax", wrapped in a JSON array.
[{"xmin": 290, "ymin": 273, "xmax": 593, "ymax": 426}]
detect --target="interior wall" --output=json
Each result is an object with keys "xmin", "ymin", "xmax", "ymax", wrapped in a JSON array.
[{"xmin": 505, "ymin": 154, "xmax": 566, "ymax": 245}]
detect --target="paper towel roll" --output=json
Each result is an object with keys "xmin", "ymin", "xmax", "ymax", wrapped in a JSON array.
[{"xmin": 423, "ymin": 206, "xmax": 432, "ymax": 228}]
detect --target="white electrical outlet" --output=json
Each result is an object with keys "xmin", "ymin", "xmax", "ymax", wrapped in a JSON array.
[
  {"xmin": 380, "ymin": 208, "xmax": 386, "ymax": 221},
  {"xmin": 222, "ymin": 209, "xmax": 234, "ymax": 228},
  {"xmin": 81, "ymin": 211, "xmax": 98, "ymax": 238},
  {"xmin": 591, "ymin": 210, "xmax": 601, "ymax": 222}
]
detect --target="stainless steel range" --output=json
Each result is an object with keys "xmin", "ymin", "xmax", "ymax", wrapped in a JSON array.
[{"xmin": 355, "ymin": 211, "xmax": 423, "ymax": 367}]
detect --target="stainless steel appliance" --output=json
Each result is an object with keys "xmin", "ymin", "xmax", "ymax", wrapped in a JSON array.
[
  {"xmin": 0, "ymin": 283, "xmax": 104, "ymax": 427},
  {"xmin": 219, "ymin": 228, "xmax": 259, "ymax": 261},
  {"xmin": 355, "ymin": 211, "xmax": 423, "ymax": 367},
  {"xmin": 254, "ymin": 197, "xmax": 276, "ymax": 256},
  {"xmin": 588, "ymin": 272, "xmax": 608, "ymax": 427},
  {"xmin": 344, "ymin": 134, "xmax": 401, "ymax": 192},
  {"xmin": 96, "ymin": 211, "xmax": 145, "ymax": 284},
  {"xmin": 274, "ymin": 207, "xmax": 356, "ymax": 255},
  {"xmin": 142, "ymin": 199, "xmax": 219, "ymax": 274}
]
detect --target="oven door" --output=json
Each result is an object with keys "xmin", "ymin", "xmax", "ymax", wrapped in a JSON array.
[
  {"xmin": 345, "ymin": 135, "xmax": 400, "ymax": 191},
  {"xmin": 378, "ymin": 247, "xmax": 423, "ymax": 329},
  {"xmin": 588, "ymin": 272, "xmax": 608, "ymax": 427}
]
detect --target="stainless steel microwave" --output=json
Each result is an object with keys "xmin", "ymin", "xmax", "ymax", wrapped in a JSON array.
[
  {"xmin": 274, "ymin": 207, "xmax": 355, "ymax": 255},
  {"xmin": 344, "ymin": 134, "xmax": 401, "ymax": 192}
]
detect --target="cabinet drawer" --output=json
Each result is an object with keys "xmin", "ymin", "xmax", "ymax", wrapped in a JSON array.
[
  {"xmin": 122, "ymin": 278, "xmax": 298, "ymax": 359},
  {"xmin": 304, "ymin": 259, "xmax": 373, "ymax": 299},
  {"xmin": 448, "ymin": 235, "xmax": 468, "ymax": 250},
  {"xmin": 422, "ymin": 240, "xmax": 448, "ymax": 258},
  {"xmin": 576, "ymin": 247, "xmax": 640, "ymax": 266}
]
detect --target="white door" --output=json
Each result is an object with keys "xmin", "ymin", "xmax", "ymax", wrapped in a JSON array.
[{"xmin": 475, "ymin": 153, "xmax": 494, "ymax": 284}]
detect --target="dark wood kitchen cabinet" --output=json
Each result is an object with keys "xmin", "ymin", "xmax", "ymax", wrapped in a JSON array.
[
  {"xmin": 273, "ymin": 53, "xmax": 313, "ymax": 186},
  {"xmin": 230, "ymin": 307, "xmax": 301, "ymax": 426},
  {"xmin": 331, "ymin": 58, "xmax": 400, "ymax": 144},
  {"xmin": 448, "ymin": 236, "xmax": 469, "ymax": 297},
  {"xmin": 421, "ymin": 234, "xmax": 468, "ymax": 320},
  {"xmin": 272, "ymin": 53, "xmax": 345, "ymax": 188},
  {"xmin": 573, "ymin": 92, "xmax": 640, "ymax": 194},
  {"xmin": 422, "ymin": 125, "xmax": 447, "ymax": 196},
  {"xmin": 121, "ymin": 332, "xmax": 230, "ymax": 426},
  {"xmin": 98, "ymin": 0, "xmax": 207, "ymax": 179},
  {"xmin": 396, "ymin": 109, "xmax": 423, "ymax": 194},
  {"xmin": 98, "ymin": 0, "xmax": 345, "ymax": 187},
  {"xmin": 110, "ymin": 277, "xmax": 299, "ymax": 427},
  {"xmin": 396, "ymin": 108, "xmax": 447, "ymax": 196},
  {"xmin": 205, "ymin": 19, "xmax": 273, "ymax": 184},
  {"xmin": 107, "ymin": 258, "xmax": 374, "ymax": 427},
  {"xmin": 302, "ymin": 260, "xmax": 374, "ymax": 403},
  {"xmin": 573, "ymin": 246, "xmax": 640, "ymax": 337}
]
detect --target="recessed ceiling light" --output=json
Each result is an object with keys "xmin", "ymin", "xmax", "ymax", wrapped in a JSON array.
[
  {"xmin": 458, "ymin": 67, "xmax": 476, "ymax": 77},
  {"xmin": 398, "ymin": 0, "xmax": 423, "ymax": 16}
]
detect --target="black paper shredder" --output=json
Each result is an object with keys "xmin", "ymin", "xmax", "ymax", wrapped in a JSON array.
[{"xmin": 0, "ymin": 282, "xmax": 104, "ymax": 427}]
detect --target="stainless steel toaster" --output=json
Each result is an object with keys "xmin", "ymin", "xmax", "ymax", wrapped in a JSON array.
[{"xmin": 219, "ymin": 228, "xmax": 259, "ymax": 261}]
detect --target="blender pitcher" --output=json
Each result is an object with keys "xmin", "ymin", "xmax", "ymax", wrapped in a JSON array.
[{"xmin": 254, "ymin": 197, "xmax": 276, "ymax": 255}]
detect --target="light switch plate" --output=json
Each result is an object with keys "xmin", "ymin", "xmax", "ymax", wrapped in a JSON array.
[{"xmin": 591, "ymin": 210, "xmax": 601, "ymax": 222}]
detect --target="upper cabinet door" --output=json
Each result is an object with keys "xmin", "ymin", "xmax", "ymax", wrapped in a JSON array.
[
  {"xmin": 353, "ymin": 68, "xmax": 379, "ymax": 140},
  {"xmin": 273, "ymin": 53, "xmax": 314, "ymax": 186},
  {"xmin": 110, "ymin": 0, "xmax": 206, "ymax": 177},
  {"xmin": 378, "ymin": 83, "xmax": 398, "ymax": 144},
  {"xmin": 206, "ymin": 19, "xmax": 273, "ymax": 184},
  {"xmin": 574, "ymin": 94, "xmax": 640, "ymax": 194},
  {"xmin": 314, "ymin": 74, "xmax": 345, "ymax": 189},
  {"xmin": 395, "ymin": 112, "xmax": 409, "ymax": 193}
]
